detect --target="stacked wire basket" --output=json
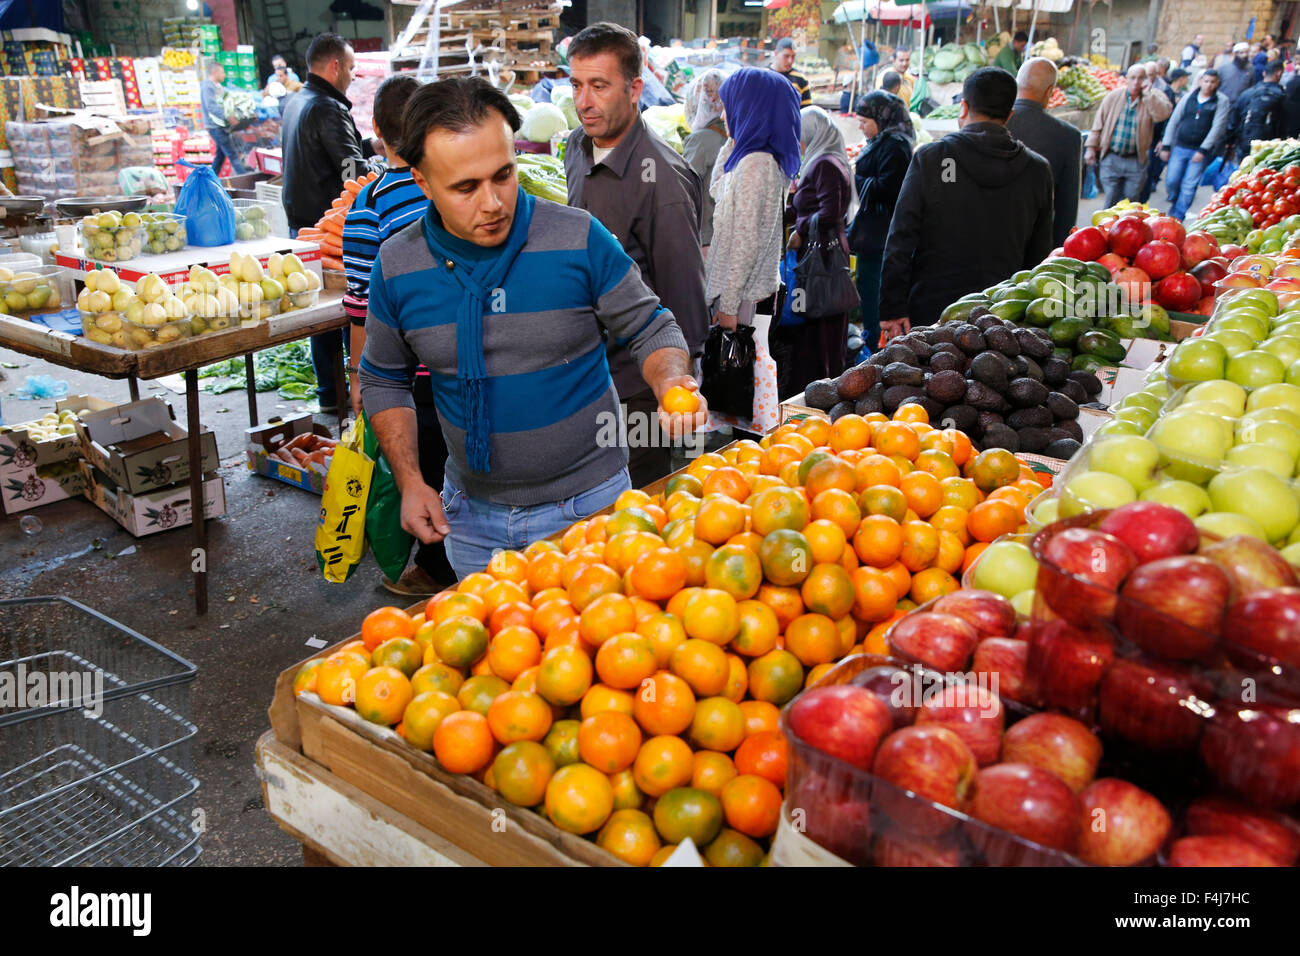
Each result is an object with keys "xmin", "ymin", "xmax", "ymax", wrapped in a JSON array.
[{"xmin": 0, "ymin": 597, "xmax": 201, "ymax": 866}]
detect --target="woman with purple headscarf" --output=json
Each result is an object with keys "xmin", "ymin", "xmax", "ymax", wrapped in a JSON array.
[{"xmin": 705, "ymin": 67, "xmax": 802, "ymax": 332}]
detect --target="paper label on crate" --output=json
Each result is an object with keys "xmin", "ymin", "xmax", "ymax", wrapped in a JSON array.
[{"xmin": 1122, "ymin": 337, "xmax": 1164, "ymax": 371}]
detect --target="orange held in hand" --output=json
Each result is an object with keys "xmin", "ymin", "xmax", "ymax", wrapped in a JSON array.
[{"xmin": 662, "ymin": 385, "xmax": 701, "ymax": 414}]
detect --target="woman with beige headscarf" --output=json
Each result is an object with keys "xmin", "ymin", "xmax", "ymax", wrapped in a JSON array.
[{"xmin": 683, "ymin": 69, "xmax": 727, "ymax": 249}]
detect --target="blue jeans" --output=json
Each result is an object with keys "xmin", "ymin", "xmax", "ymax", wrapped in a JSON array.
[
  {"xmin": 438, "ymin": 467, "xmax": 632, "ymax": 579},
  {"xmin": 207, "ymin": 126, "xmax": 249, "ymax": 176},
  {"xmin": 1166, "ymin": 145, "xmax": 1206, "ymax": 221},
  {"xmin": 855, "ymin": 250, "xmax": 884, "ymax": 356}
]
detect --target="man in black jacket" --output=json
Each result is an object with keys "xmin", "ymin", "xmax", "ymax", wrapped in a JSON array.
[
  {"xmin": 1007, "ymin": 57, "xmax": 1080, "ymax": 248},
  {"xmin": 1232, "ymin": 59, "xmax": 1286, "ymax": 158},
  {"xmin": 281, "ymin": 32, "xmax": 383, "ymax": 412},
  {"xmin": 880, "ymin": 68, "xmax": 1053, "ymax": 334}
]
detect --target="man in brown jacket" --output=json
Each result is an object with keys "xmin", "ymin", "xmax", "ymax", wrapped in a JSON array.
[{"xmin": 1085, "ymin": 64, "xmax": 1173, "ymax": 207}]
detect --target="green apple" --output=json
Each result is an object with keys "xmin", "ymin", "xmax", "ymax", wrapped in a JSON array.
[
  {"xmin": 1088, "ymin": 435, "xmax": 1160, "ymax": 492},
  {"xmin": 1173, "ymin": 400, "xmax": 1239, "ymax": 419},
  {"xmin": 1140, "ymin": 479, "xmax": 1213, "ymax": 518},
  {"xmin": 1010, "ymin": 589, "xmax": 1036, "ymax": 617},
  {"xmin": 1224, "ymin": 442, "xmax": 1296, "ymax": 478},
  {"xmin": 1263, "ymin": 335, "xmax": 1300, "ymax": 367},
  {"xmin": 1232, "ymin": 288, "xmax": 1280, "ymax": 316},
  {"xmin": 1247, "ymin": 382, "xmax": 1300, "ymax": 416},
  {"xmin": 1243, "ymin": 405, "xmax": 1300, "ymax": 430},
  {"xmin": 1211, "ymin": 312, "xmax": 1270, "ymax": 341},
  {"xmin": 1030, "ymin": 496, "xmax": 1060, "ymax": 530},
  {"xmin": 1207, "ymin": 466, "xmax": 1300, "ymax": 543},
  {"xmin": 1185, "ymin": 380, "xmax": 1248, "ymax": 415},
  {"xmin": 1195, "ymin": 510, "xmax": 1270, "ymax": 541},
  {"xmin": 1093, "ymin": 418, "xmax": 1145, "ymax": 439},
  {"xmin": 1235, "ymin": 419, "xmax": 1300, "ymax": 461},
  {"xmin": 1205, "ymin": 329, "xmax": 1257, "ymax": 357},
  {"xmin": 1227, "ymin": 350, "xmax": 1287, "ymax": 388},
  {"xmin": 1113, "ymin": 406, "xmax": 1158, "ymax": 431},
  {"xmin": 1060, "ymin": 470, "xmax": 1138, "ymax": 518},
  {"xmin": 1149, "ymin": 411, "xmax": 1233, "ymax": 482},
  {"xmin": 1144, "ymin": 379, "xmax": 1172, "ymax": 400},
  {"xmin": 1279, "ymin": 541, "xmax": 1300, "ymax": 567},
  {"xmin": 971, "ymin": 540, "xmax": 1040, "ymax": 599},
  {"xmin": 1288, "ymin": 359, "xmax": 1300, "ymax": 386},
  {"xmin": 1115, "ymin": 391, "xmax": 1164, "ymax": 415},
  {"xmin": 1168, "ymin": 339, "xmax": 1228, "ymax": 384}
]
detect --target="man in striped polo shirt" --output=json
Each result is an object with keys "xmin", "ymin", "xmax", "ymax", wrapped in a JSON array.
[{"xmin": 359, "ymin": 78, "xmax": 706, "ymax": 578}]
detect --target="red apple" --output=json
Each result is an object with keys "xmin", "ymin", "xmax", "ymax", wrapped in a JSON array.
[
  {"xmin": 872, "ymin": 724, "xmax": 977, "ymax": 836},
  {"xmin": 1191, "ymin": 260, "xmax": 1229, "ymax": 299},
  {"xmin": 1041, "ymin": 527, "xmax": 1139, "ymax": 620},
  {"xmin": 1180, "ymin": 230, "xmax": 1219, "ymax": 268},
  {"xmin": 1184, "ymin": 796, "xmax": 1300, "ymax": 866},
  {"xmin": 1168, "ymin": 835, "xmax": 1282, "ymax": 867},
  {"xmin": 1219, "ymin": 271, "xmax": 1265, "ymax": 288},
  {"xmin": 1114, "ymin": 265, "xmax": 1152, "ymax": 305},
  {"xmin": 1096, "ymin": 252, "xmax": 1128, "ymax": 275},
  {"xmin": 1192, "ymin": 295, "xmax": 1216, "ymax": 315},
  {"xmin": 1001, "ymin": 713, "xmax": 1102, "ymax": 793},
  {"xmin": 873, "ymin": 830, "xmax": 964, "ymax": 866},
  {"xmin": 1223, "ymin": 587, "xmax": 1300, "ymax": 668},
  {"xmin": 1098, "ymin": 501, "xmax": 1200, "ymax": 564},
  {"xmin": 1155, "ymin": 271, "xmax": 1203, "ymax": 312},
  {"xmin": 788, "ymin": 770, "xmax": 873, "ymax": 865},
  {"xmin": 1221, "ymin": 243, "xmax": 1246, "ymax": 261},
  {"xmin": 932, "ymin": 589, "xmax": 1016, "ymax": 639},
  {"xmin": 1148, "ymin": 216, "xmax": 1186, "ymax": 246},
  {"xmin": 1115, "ymin": 556, "xmax": 1232, "ymax": 660},
  {"xmin": 1267, "ymin": 276, "xmax": 1300, "ymax": 292},
  {"xmin": 887, "ymin": 611, "xmax": 979, "ymax": 672},
  {"xmin": 915, "ymin": 682, "xmax": 1004, "ymax": 766},
  {"xmin": 850, "ymin": 664, "xmax": 919, "ymax": 729},
  {"xmin": 1201, "ymin": 535, "xmax": 1298, "ymax": 597},
  {"xmin": 968, "ymin": 763, "xmax": 1081, "ymax": 852},
  {"xmin": 1134, "ymin": 239, "xmax": 1182, "ymax": 280},
  {"xmin": 1027, "ymin": 619, "xmax": 1115, "ymax": 718},
  {"xmin": 788, "ymin": 684, "xmax": 892, "ymax": 770},
  {"xmin": 1063, "ymin": 226, "xmax": 1108, "ymax": 262},
  {"xmin": 972, "ymin": 637, "xmax": 1029, "ymax": 704},
  {"xmin": 1201, "ymin": 703, "xmax": 1300, "ymax": 809},
  {"xmin": 1076, "ymin": 778, "xmax": 1171, "ymax": 866},
  {"xmin": 1108, "ymin": 216, "xmax": 1152, "ymax": 257},
  {"xmin": 1098, "ymin": 657, "xmax": 1210, "ymax": 754}
]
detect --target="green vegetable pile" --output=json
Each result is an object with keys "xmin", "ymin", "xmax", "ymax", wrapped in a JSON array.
[
  {"xmin": 923, "ymin": 42, "xmax": 985, "ymax": 85},
  {"xmin": 199, "ymin": 340, "xmax": 318, "ymax": 400},
  {"xmin": 1232, "ymin": 139, "xmax": 1300, "ymax": 180},
  {"xmin": 517, "ymin": 153, "xmax": 567, "ymax": 203},
  {"xmin": 1056, "ymin": 65, "xmax": 1107, "ymax": 109},
  {"xmin": 1186, "ymin": 205, "xmax": 1254, "ymax": 247}
]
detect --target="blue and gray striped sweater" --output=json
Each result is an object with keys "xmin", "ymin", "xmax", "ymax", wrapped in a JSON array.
[{"xmin": 359, "ymin": 188, "xmax": 687, "ymax": 506}]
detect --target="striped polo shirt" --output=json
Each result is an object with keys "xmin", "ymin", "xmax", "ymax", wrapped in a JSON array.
[
  {"xmin": 342, "ymin": 166, "xmax": 428, "ymax": 324},
  {"xmin": 358, "ymin": 189, "xmax": 688, "ymax": 506}
]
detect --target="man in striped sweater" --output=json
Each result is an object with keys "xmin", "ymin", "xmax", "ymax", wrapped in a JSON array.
[{"xmin": 359, "ymin": 78, "xmax": 707, "ymax": 578}]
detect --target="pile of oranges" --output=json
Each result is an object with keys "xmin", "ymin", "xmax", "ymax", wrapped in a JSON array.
[{"xmin": 294, "ymin": 405, "xmax": 1048, "ymax": 866}]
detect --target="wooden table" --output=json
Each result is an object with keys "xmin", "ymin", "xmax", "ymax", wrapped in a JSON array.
[{"xmin": 0, "ymin": 293, "xmax": 349, "ymax": 614}]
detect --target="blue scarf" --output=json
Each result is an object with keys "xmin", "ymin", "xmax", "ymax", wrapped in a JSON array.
[
  {"xmin": 420, "ymin": 187, "xmax": 534, "ymax": 473},
  {"xmin": 719, "ymin": 67, "xmax": 802, "ymax": 179}
]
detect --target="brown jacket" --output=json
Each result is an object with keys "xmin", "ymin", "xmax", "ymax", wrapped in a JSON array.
[{"xmin": 1085, "ymin": 86, "xmax": 1173, "ymax": 163}]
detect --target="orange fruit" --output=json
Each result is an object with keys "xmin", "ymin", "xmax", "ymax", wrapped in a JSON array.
[
  {"xmin": 863, "ymin": 609, "xmax": 907, "ymax": 655},
  {"xmin": 536, "ymin": 645, "xmax": 593, "ymax": 706},
  {"xmin": 762, "ymin": 442, "xmax": 804, "ymax": 476},
  {"xmin": 580, "ymin": 683, "xmax": 636, "ymax": 720},
  {"xmin": 855, "ymin": 453, "xmax": 902, "ymax": 491},
  {"xmin": 704, "ymin": 828, "xmax": 765, "ymax": 867},
  {"xmin": 488, "ymin": 600, "xmax": 534, "ymax": 636},
  {"xmin": 721, "ymin": 774, "xmax": 782, "ymax": 838},
  {"xmin": 916, "ymin": 449, "xmax": 959, "ymax": 482},
  {"xmin": 734, "ymin": 730, "xmax": 789, "ymax": 788},
  {"xmin": 632, "ymin": 734, "xmax": 695, "ymax": 797},
  {"xmin": 579, "ymin": 592, "xmax": 637, "ymax": 648},
  {"xmin": 748, "ymin": 486, "xmax": 810, "ymax": 535},
  {"xmin": 545, "ymin": 763, "xmax": 614, "ymax": 834},
  {"xmin": 701, "ymin": 465, "xmax": 751, "ymax": 502},
  {"xmin": 666, "ymin": 472, "xmax": 704, "ymax": 497},
  {"xmin": 532, "ymin": 598, "xmax": 577, "ymax": 639},
  {"xmin": 783, "ymin": 612, "xmax": 843, "ymax": 667},
  {"xmin": 690, "ymin": 696, "xmax": 746, "ymax": 752},
  {"xmin": 747, "ymin": 649, "xmax": 804, "ymax": 705},
  {"xmin": 595, "ymin": 632, "xmax": 659, "ymax": 689},
  {"xmin": 585, "ymin": 514, "xmax": 610, "ymax": 544},
  {"xmin": 972, "ymin": 448, "xmax": 1021, "ymax": 492},
  {"xmin": 431, "ymin": 592, "xmax": 487, "ymax": 626},
  {"xmin": 782, "ymin": 433, "xmax": 816, "ymax": 457},
  {"xmin": 606, "ymin": 507, "xmax": 659, "ymax": 539},
  {"xmin": 758, "ymin": 529, "xmax": 812, "ymax": 587},
  {"xmin": 860, "ymin": 483, "xmax": 909, "ymax": 522},
  {"xmin": 935, "ymin": 530, "xmax": 966, "ymax": 574},
  {"xmin": 881, "ymin": 561, "xmax": 912, "ymax": 601},
  {"xmin": 804, "ymin": 456, "xmax": 857, "ymax": 499},
  {"xmin": 939, "ymin": 476, "xmax": 981, "ymax": 511},
  {"xmin": 361, "ymin": 606, "xmax": 416, "ymax": 651},
  {"xmin": 411, "ymin": 661, "xmax": 465, "ymax": 698},
  {"xmin": 615, "ymin": 489, "xmax": 653, "ymax": 511},
  {"xmin": 486, "ymin": 689, "xmax": 553, "ymax": 744},
  {"xmin": 542, "ymin": 617, "xmax": 584, "ymax": 652},
  {"xmin": 293, "ymin": 659, "xmax": 323, "ymax": 697},
  {"xmin": 371, "ymin": 637, "xmax": 422, "ymax": 677},
  {"xmin": 636, "ymin": 612, "xmax": 688, "ymax": 667},
  {"xmin": 731, "ymin": 599, "xmax": 779, "ymax": 657},
  {"xmin": 943, "ymin": 428, "xmax": 974, "ymax": 466},
  {"xmin": 578, "ymin": 711, "xmax": 642, "ymax": 773},
  {"xmin": 968, "ymin": 498, "xmax": 1021, "ymax": 543},
  {"xmin": 608, "ymin": 768, "xmax": 643, "ymax": 811},
  {"xmin": 683, "ymin": 588, "xmax": 740, "ymax": 645},
  {"xmin": 723, "ymin": 653, "xmax": 749, "ymax": 702},
  {"xmin": 910, "ymin": 566, "xmax": 960, "ymax": 603},
  {"xmin": 433, "ymin": 710, "xmax": 496, "ymax": 774},
  {"xmin": 354, "ymin": 666, "xmax": 414, "ymax": 725},
  {"xmin": 694, "ymin": 494, "xmax": 746, "ymax": 545},
  {"xmin": 687, "ymin": 450, "xmax": 727, "ymax": 478},
  {"xmin": 829, "ymin": 414, "xmax": 871, "ymax": 452},
  {"xmin": 670, "ymin": 638, "xmax": 730, "ymax": 696},
  {"xmin": 457, "ymin": 673, "xmax": 510, "ymax": 716},
  {"xmin": 757, "ymin": 584, "xmax": 804, "ymax": 631},
  {"xmin": 797, "ymin": 416, "xmax": 832, "ymax": 446},
  {"xmin": 486, "ymin": 625, "xmax": 541, "ymax": 682},
  {"xmin": 893, "ymin": 403, "xmax": 929, "ymax": 424},
  {"xmin": 988, "ymin": 485, "xmax": 1032, "ymax": 514},
  {"xmin": 662, "ymin": 385, "xmax": 702, "ymax": 415},
  {"xmin": 399, "ymin": 690, "xmax": 460, "ymax": 751},
  {"xmin": 963, "ymin": 541, "xmax": 991, "ymax": 575},
  {"xmin": 835, "ymin": 614, "xmax": 857, "ymax": 654},
  {"xmin": 492, "ymin": 740, "xmax": 555, "ymax": 806},
  {"xmin": 739, "ymin": 699, "xmax": 781, "ymax": 737},
  {"xmin": 316, "ymin": 652, "xmax": 368, "ymax": 706},
  {"xmin": 527, "ymin": 550, "xmax": 566, "ymax": 592},
  {"xmin": 900, "ymin": 470, "xmax": 942, "ymax": 518},
  {"xmin": 633, "ymin": 671, "xmax": 696, "ymax": 735},
  {"xmin": 691, "ymin": 751, "xmax": 738, "ymax": 797},
  {"xmin": 703, "ymin": 544, "xmax": 763, "ymax": 600},
  {"xmin": 627, "ymin": 547, "xmax": 686, "ymax": 601},
  {"xmin": 804, "ymin": 519, "xmax": 848, "ymax": 565},
  {"xmin": 851, "ymin": 566, "xmax": 898, "ymax": 622},
  {"xmin": 457, "ymin": 571, "xmax": 497, "ymax": 596},
  {"xmin": 653, "ymin": 787, "xmax": 725, "ymax": 846},
  {"xmin": 930, "ymin": 505, "xmax": 971, "ymax": 545},
  {"xmin": 432, "ymin": 616, "xmax": 489, "ymax": 669},
  {"xmin": 810, "ymin": 488, "xmax": 861, "ymax": 537},
  {"xmin": 567, "ymin": 562, "xmax": 623, "ymax": 610},
  {"xmin": 875, "ymin": 422, "xmax": 921, "ymax": 460},
  {"xmin": 899, "ymin": 520, "xmax": 940, "ymax": 572},
  {"xmin": 666, "ymin": 586, "xmax": 704, "ymax": 620},
  {"xmin": 853, "ymin": 514, "xmax": 903, "ymax": 567},
  {"xmin": 800, "ymin": 563, "xmax": 855, "ymax": 619},
  {"xmin": 597, "ymin": 808, "xmax": 661, "ymax": 866},
  {"xmin": 725, "ymin": 530, "xmax": 763, "ymax": 552},
  {"xmin": 796, "ymin": 449, "xmax": 835, "ymax": 486},
  {"xmin": 677, "ymin": 538, "xmax": 714, "ymax": 588},
  {"xmin": 542, "ymin": 719, "xmax": 581, "ymax": 767},
  {"xmin": 487, "ymin": 549, "xmax": 528, "ymax": 584}
]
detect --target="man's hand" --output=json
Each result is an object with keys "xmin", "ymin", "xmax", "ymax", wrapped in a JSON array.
[
  {"xmin": 1193, "ymin": 150, "xmax": 1206, "ymax": 164},
  {"xmin": 349, "ymin": 375, "xmax": 363, "ymax": 421},
  {"xmin": 1160, "ymin": 146, "xmax": 1171, "ymax": 160},
  {"xmin": 714, "ymin": 311, "xmax": 738, "ymax": 330},
  {"xmin": 1084, "ymin": 147, "xmax": 1097, "ymax": 166},
  {"xmin": 656, "ymin": 376, "xmax": 709, "ymax": 438},
  {"xmin": 881, "ymin": 317, "xmax": 911, "ymax": 341},
  {"xmin": 401, "ymin": 482, "xmax": 450, "ymax": 545}
]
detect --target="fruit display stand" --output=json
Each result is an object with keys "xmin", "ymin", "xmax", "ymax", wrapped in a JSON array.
[{"xmin": 54, "ymin": 235, "xmax": 323, "ymax": 289}]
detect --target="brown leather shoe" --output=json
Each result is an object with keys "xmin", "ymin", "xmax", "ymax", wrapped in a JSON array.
[{"xmin": 380, "ymin": 565, "xmax": 446, "ymax": 597}]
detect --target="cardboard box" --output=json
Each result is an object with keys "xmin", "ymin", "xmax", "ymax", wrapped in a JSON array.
[
  {"xmin": 78, "ymin": 460, "xmax": 225, "ymax": 537},
  {"xmin": 0, "ymin": 394, "xmax": 116, "ymax": 474},
  {"xmin": 245, "ymin": 413, "xmax": 333, "ymax": 494},
  {"xmin": 0, "ymin": 460, "xmax": 83, "ymax": 514},
  {"xmin": 76, "ymin": 398, "xmax": 218, "ymax": 494}
]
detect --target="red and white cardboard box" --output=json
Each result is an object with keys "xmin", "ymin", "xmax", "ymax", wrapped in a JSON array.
[{"xmin": 78, "ymin": 459, "xmax": 226, "ymax": 537}]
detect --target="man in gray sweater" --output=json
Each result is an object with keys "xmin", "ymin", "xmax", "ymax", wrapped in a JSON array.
[
  {"xmin": 359, "ymin": 78, "xmax": 706, "ymax": 577},
  {"xmin": 1160, "ymin": 69, "xmax": 1231, "ymax": 220}
]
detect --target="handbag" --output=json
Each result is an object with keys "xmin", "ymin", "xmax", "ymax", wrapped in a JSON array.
[
  {"xmin": 362, "ymin": 412, "xmax": 415, "ymax": 584},
  {"xmin": 700, "ymin": 324, "xmax": 756, "ymax": 419},
  {"xmin": 315, "ymin": 416, "xmax": 374, "ymax": 584},
  {"xmin": 793, "ymin": 211, "xmax": 860, "ymax": 320}
]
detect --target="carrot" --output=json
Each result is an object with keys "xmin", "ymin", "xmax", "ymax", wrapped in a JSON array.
[
  {"xmin": 318, "ymin": 216, "xmax": 344, "ymax": 236},
  {"xmin": 271, "ymin": 448, "xmax": 297, "ymax": 466},
  {"xmin": 290, "ymin": 448, "xmax": 310, "ymax": 465},
  {"xmin": 306, "ymin": 450, "xmax": 330, "ymax": 465},
  {"xmin": 320, "ymin": 241, "xmax": 343, "ymax": 258},
  {"xmin": 285, "ymin": 432, "xmax": 316, "ymax": 450},
  {"xmin": 322, "ymin": 255, "xmax": 346, "ymax": 272},
  {"xmin": 343, "ymin": 179, "xmax": 362, "ymax": 195},
  {"xmin": 297, "ymin": 228, "xmax": 325, "ymax": 240}
]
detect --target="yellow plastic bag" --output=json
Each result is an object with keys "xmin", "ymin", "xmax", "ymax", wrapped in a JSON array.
[{"xmin": 315, "ymin": 416, "xmax": 374, "ymax": 583}]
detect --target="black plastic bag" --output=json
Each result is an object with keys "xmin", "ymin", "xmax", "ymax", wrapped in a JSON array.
[{"xmin": 700, "ymin": 324, "xmax": 755, "ymax": 419}]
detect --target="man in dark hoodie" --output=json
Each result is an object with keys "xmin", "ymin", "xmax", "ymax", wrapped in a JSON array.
[
  {"xmin": 879, "ymin": 67, "xmax": 1053, "ymax": 334},
  {"xmin": 1232, "ymin": 58, "xmax": 1286, "ymax": 158}
]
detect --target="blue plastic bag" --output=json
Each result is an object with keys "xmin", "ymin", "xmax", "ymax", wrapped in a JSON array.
[
  {"xmin": 860, "ymin": 40, "xmax": 880, "ymax": 70},
  {"xmin": 1081, "ymin": 163, "xmax": 1098, "ymax": 200},
  {"xmin": 174, "ymin": 160, "xmax": 236, "ymax": 246},
  {"xmin": 1200, "ymin": 157, "xmax": 1236, "ymax": 189},
  {"xmin": 777, "ymin": 249, "xmax": 805, "ymax": 328}
]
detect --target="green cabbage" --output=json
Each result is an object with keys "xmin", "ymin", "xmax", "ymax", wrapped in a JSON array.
[
  {"xmin": 520, "ymin": 102, "xmax": 568, "ymax": 143},
  {"xmin": 643, "ymin": 104, "xmax": 689, "ymax": 154},
  {"xmin": 930, "ymin": 68, "xmax": 955, "ymax": 85},
  {"xmin": 551, "ymin": 88, "xmax": 580, "ymax": 131},
  {"xmin": 965, "ymin": 43, "xmax": 987, "ymax": 66}
]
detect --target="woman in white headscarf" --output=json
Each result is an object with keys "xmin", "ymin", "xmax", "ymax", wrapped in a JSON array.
[{"xmin": 682, "ymin": 69, "xmax": 726, "ymax": 249}]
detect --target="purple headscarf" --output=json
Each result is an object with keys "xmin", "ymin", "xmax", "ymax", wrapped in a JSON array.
[{"xmin": 719, "ymin": 67, "xmax": 802, "ymax": 179}]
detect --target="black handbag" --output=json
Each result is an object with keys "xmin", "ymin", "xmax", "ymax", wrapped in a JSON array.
[
  {"xmin": 794, "ymin": 211, "xmax": 860, "ymax": 320},
  {"xmin": 700, "ymin": 324, "xmax": 755, "ymax": 419}
]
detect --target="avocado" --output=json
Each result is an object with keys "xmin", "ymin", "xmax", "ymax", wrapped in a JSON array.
[
  {"xmin": 1077, "ymin": 330, "xmax": 1128, "ymax": 364},
  {"xmin": 1014, "ymin": 327, "xmax": 1054, "ymax": 360},
  {"xmin": 804, "ymin": 379, "xmax": 839, "ymax": 410},
  {"xmin": 1037, "ymin": 256, "xmax": 1087, "ymax": 275},
  {"xmin": 1049, "ymin": 316, "xmax": 1092, "ymax": 349},
  {"xmin": 877, "ymin": 343, "xmax": 920, "ymax": 366},
  {"xmin": 991, "ymin": 284, "xmax": 1035, "ymax": 303},
  {"xmin": 1071, "ymin": 354, "xmax": 1111, "ymax": 373},
  {"xmin": 942, "ymin": 404, "xmax": 979, "ymax": 435},
  {"xmin": 976, "ymin": 410, "xmax": 1005, "ymax": 436},
  {"xmin": 1044, "ymin": 437, "xmax": 1083, "ymax": 459},
  {"xmin": 954, "ymin": 325, "xmax": 987, "ymax": 355},
  {"xmin": 835, "ymin": 364, "xmax": 879, "ymax": 400},
  {"xmin": 926, "ymin": 325, "xmax": 957, "ymax": 345},
  {"xmin": 1020, "ymin": 356, "xmax": 1044, "ymax": 382},
  {"xmin": 1071, "ymin": 278, "xmax": 1105, "ymax": 319},
  {"xmin": 1042, "ymin": 356, "xmax": 1071, "ymax": 386},
  {"xmin": 979, "ymin": 423, "xmax": 1020, "ymax": 453},
  {"xmin": 1099, "ymin": 313, "xmax": 1143, "ymax": 338},
  {"xmin": 1007, "ymin": 377, "xmax": 1050, "ymax": 408},
  {"xmin": 882, "ymin": 384, "xmax": 925, "ymax": 411},
  {"xmin": 1016, "ymin": 426, "xmax": 1053, "ymax": 453},
  {"xmin": 895, "ymin": 333, "xmax": 934, "ymax": 359},
  {"xmin": 904, "ymin": 395, "xmax": 946, "ymax": 422},
  {"xmin": 965, "ymin": 380, "xmax": 1006, "ymax": 411},
  {"xmin": 969, "ymin": 351, "xmax": 1009, "ymax": 390},
  {"xmin": 1029, "ymin": 273, "xmax": 1073, "ymax": 302},
  {"xmin": 974, "ymin": 314, "xmax": 1005, "ymax": 332},
  {"xmin": 1046, "ymin": 391, "xmax": 1079, "ymax": 421},
  {"xmin": 929, "ymin": 350, "xmax": 965, "ymax": 374},
  {"xmin": 1024, "ymin": 296, "xmax": 1064, "ymax": 328},
  {"xmin": 1011, "ymin": 270, "xmax": 1033, "ymax": 284},
  {"xmin": 1059, "ymin": 379, "xmax": 1089, "ymax": 404},
  {"xmin": 854, "ymin": 391, "xmax": 885, "ymax": 416},
  {"xmin": 1007, "ymin": 406, "xmax": 1053, "ymax": 429},
  {"xmin": 1055, "ymin": 419, "xmax": 1085, "ymax": 442},
  {"xmin": 829, "ymin": 400, "xmax": 855, "ymax": 421},
  {"xmin": 989, "ymin": 298, "xmax": 1030, "ymax": 323},
  {"xmin": 926, "ymin": 369, "xmax": 969, "ymax": 405},
  {"xmin": 1136, "ymin": 301, "xmax": 1172, "ymax": 338},
  {"xmin": 939, "ymin": 298, "xmax": 988, "ymax": 324},
  {"xmin": 1052, "ymin": 348, "xmax": 1074, "ymax": 363},
  {"xmin": 1082, "ymin": 262, "xmax": 1112, "ymax": 283},
  {"xmin": 984, "ymin": 325, "xmax": 1021, "ymax": 357},
  {"xmin": 1068, "ymin": 370, "xmax": 1104, "ymax": 396},
  {"xmin": 883, "ymin": 362, "xmax": 926, "ymax": 387}
]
